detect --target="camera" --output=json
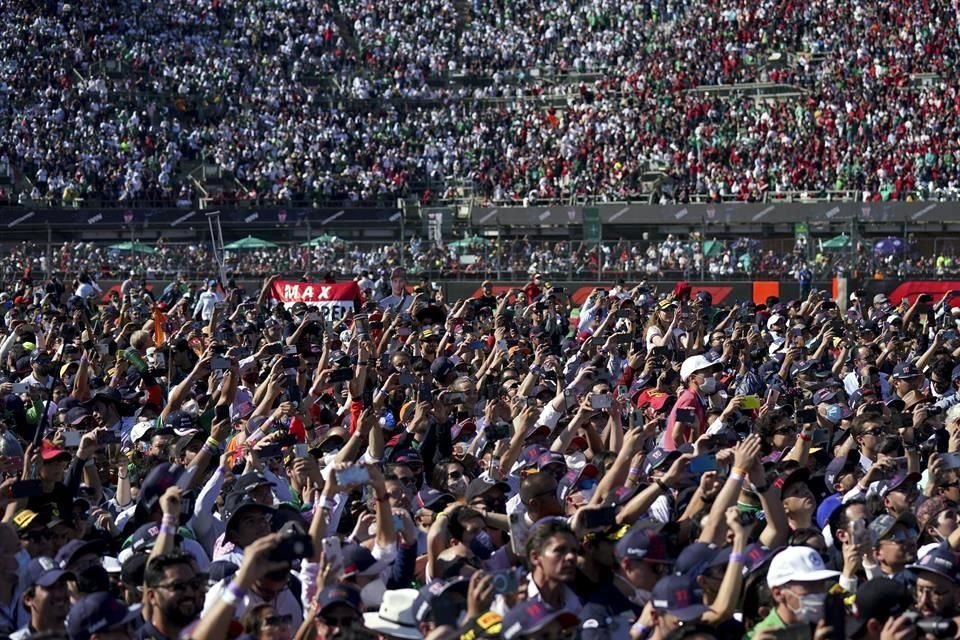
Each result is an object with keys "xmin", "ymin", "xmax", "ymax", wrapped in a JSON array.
[
  {"xmin": 903, "ymin": 611, "xmax": 957, "ymax": 637},
  {"xmin": 268, "ymin": 530, "xmax": 315, "ymax": 564}
]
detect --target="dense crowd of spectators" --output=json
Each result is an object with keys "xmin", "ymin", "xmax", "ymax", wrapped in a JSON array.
[
  {"xmin": 3, "ymin": 0, "xmax": 960, "ymax": 208},
  {"xmin": 0, "ymin": 234, "xmax": 957, "ymax": 283},
  {"xmin": 3, "ymin": 261, "xmax": 960, "ymax": 639}
]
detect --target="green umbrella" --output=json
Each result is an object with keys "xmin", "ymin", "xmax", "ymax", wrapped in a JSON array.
[
  {"xmin": 448, "ymin": 236, "xmax": 491, "ymax": 249},
  {"xmin": 300, "ymin": 234, "xmax": 338, "ymax": 247},
  {"xmin": 108, "ymin": 241, "xmax": 158, "ymax": 255},
  {"xmin": 223, "ymin": 235, "xmax": 278, "ymax": 250},
  {"xmin": 820, "ymin": 234, "xmax": 850, "ymax": 249},
  {"xmin": 702, "ymin": 239, "xmax": 723, "ymax": 257}
]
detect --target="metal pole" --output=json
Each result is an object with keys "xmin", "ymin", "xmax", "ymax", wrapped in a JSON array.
[
  {"xmin": 45, "ymin": 223, "xmax": 52, "ymax": 280},
  {"xmin": 496, "ymin": 222, "xmax": 501, "ymax": 282},
  {"xmin": 700, "ymin": 217, "xmax": 706, "ymax": 281},
  {"xmin": 307, "ymin": 218, "xmax": 312, "ymax": 274}
]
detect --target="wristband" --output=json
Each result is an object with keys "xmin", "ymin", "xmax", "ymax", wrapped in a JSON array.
[
  {"xmin": 631, "ymin": 621, "xmax": 650, "ymax": 639},
  {"xmin": 732, "ymin": 466, "xmax": 748, "ymax": 477},
  {"xmin": 160, "ymin": 524, "xmax": 177, "ymax": 536},
  {"xmin": 322, "ymin": 497, "xmax": 337, "ymax": 510},
  {"xmin": 729, "ymin": 472, "xmax": 744, "ymax": 483},
  {"xmin": 205, "ymin": 437, "xmax": 220, "ymax": 449},
  {"xmin": 799, "ymin": 433, "xmax": 812, "ymax": 442},
  {"xmin": 162, "ymin": 514, "xmax": 178, "ymax": 527},
  {"xmin": 731, "ymin": 552, "xmax": 746, "ymax": 564},
  {"xmin": 222, "ymin": 581, "xmax": 247, "ymax": 607},
  {"xmin": 84, "ymin": 458, "xmax": 96, "ymax": 468},
  {"xmin": 628, "ymin": 467, "xmax": 642, "ymax": 476}
]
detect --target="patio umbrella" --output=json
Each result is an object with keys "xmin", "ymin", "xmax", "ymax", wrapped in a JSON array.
[
  {"xmin": 300, "ymin": 234, "xmax": 338, "ymax": 247},
  {"xmin": 224, "ymin": 236, "xmax": 278, "ymax": 250},
  {"xmin": 448, "ymin": 236, "xmax": 491, "ymax": 249},
  {"xmin": 874, "ymin": 237, "xmax": 904, "ymax": 255},
  {"xmin": 108, "ymin": 241, "xmax": 158, "ymax": 255},
  {"xmin": 820, "ymin": 234, "xmax": 850, "ymax": 249}
]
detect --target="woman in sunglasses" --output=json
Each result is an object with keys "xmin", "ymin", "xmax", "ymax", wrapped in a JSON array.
[{"xmin": 241, "ymin": 604, "xmax": 293, "ymax": 640}]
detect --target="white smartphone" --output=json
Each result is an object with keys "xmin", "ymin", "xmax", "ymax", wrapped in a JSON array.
[
  {"xmin": 509, "ymin": 512, "xmax": 529, "ymax": 557},
  {"xmin": 322, "ymin": 536, "xmax": 342, "ymax": 571}
]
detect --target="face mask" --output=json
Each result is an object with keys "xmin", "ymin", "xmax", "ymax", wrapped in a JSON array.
[
  {"xmin": 700, "ymin": 376, "xmax": 717, "ymax": 395},
  {"xmin": 786, "ymin": 590, "xmax": 825, "ymax": 624},
  {"xmin": 469, "ymin": 530, "xmax": 495, "ymax": 560},
  {"xmin": 360, "ymin": 578, "xmax": 386, "ymax": 609}
]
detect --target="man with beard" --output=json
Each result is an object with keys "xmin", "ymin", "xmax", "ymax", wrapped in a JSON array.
[
  {"xmin": 9, "ymin": 557, "xmax": 73, "ymax": 640},
  {"xmin": 138, "ymin": 550, "xmax": 205, "ymax": 640}
]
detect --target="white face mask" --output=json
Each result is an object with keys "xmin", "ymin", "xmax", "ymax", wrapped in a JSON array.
[
  {"xmin": 700, "ymin": 375, "xmax": 717, "ymax": 395},
  {"xmin": 786, "ymin": 590, "xmax": 825, "ymax": 623}
]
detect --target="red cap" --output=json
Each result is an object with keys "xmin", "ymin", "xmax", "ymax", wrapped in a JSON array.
[{"xmin": 40, "ymin": 440, "xmax": 69, "ymax": 462}]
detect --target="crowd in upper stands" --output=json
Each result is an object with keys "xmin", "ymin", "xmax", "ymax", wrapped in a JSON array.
[{"xmin": 2, "ymin": 0, "xmax": 960, "ymax": 208}]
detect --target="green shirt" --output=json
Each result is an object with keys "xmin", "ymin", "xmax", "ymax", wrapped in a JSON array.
[{"xmin": 745, "ymin": 609, "xmax": 787, "ymax": 639}]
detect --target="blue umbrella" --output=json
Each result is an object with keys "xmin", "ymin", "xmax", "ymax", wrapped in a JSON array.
[{"xmin": 874, "ymin": 237, "xmax": 904, "ymax": 255}]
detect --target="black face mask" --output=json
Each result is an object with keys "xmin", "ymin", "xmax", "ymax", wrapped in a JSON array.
[{"xmin": 75, "ymin": 565, "xmax": 110, "ymax": 594}]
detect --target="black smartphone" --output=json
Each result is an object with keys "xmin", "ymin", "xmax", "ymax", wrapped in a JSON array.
[
  {"xmin": 581, "ymin": 506, "xmax": 618, "ymax": 530},
  {"xmin": 362, "ymin": 386, "xmax": 374, "ymax": 409},
  {"xmin": 327, "ymin": 368, "xmax": 353, "ymax": 383},
  {"xmin": 398, "ymin": 372, "xmax": 415, "ymax": 386},
  {"xmin": 10, "ymin": 480, "xmax": 44, "ymax": 499},
  {"xmin": 823, "ymin": 593, "xmax": 846, "ymax": 640},
  {"xmin": 919, "ymin": 294, "xmax": 933, "ymax": 304},
  {"xmin": 419, "ymin": 382, "xmax": 433, "ymax": 402},
  {"xmin": 268, "ymin": 533, "xmax": 315, "ymax": 564},
  {"xmin": 257, "ymin": 444, "xmax": 283, "ymax": 460},
  {"xmin": 491, "ymin": 570, "xmax": 519, "ymax": 595},
  {"xmin": 265, "ymin": 343, "xmax": 283, "ymax": 356},
  {"xmin": 795, "ymin": 408, "xmax": 817, "ymax": 424},
  {"xmin": 487, "ymin": 423, "xmax": 511, "ymax": 441},
  {"xmin": 675, "ymin": 407, "xmax": 696, "ymax": 423},
  {"xmin": 210, "ymin": 357, "xmax": 231, "ymax": 370},
  {"xmin": 96, "ymin": 431, "xmax": 121, "ymax": 445},
  {"xmin": 215, "ymin": 404, "xmax": 231, "ymax": 421},
  {"xmin": 281, "ymin": 355, "xmax": 299, "ymax": 369}
]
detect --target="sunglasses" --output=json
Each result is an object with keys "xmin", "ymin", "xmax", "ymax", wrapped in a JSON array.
[{"xmin": 262, "ymin": 614, "xmax": 293, "ymax": 627}]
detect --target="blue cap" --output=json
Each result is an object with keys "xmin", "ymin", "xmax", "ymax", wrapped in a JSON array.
[
  {"xmin": 55, "ymin": 539, "xmax": 106, "ymax": 570},
  {"xmin": 502, "ymin": 600, "xmax": 578, "ymax": 639},
  {"xmin": 951, "ymin": 363, "xmax": 960, "ymax": 383},
  {"xmin": 643, "ymin": 447, "xmax": 679, "ymax": 474},
  {"xmin": 413, "ymin": 577, "xmax": 469, "ymax": 623},
  {"xmin": 615, "ymin": 526, "xmax": 668, "ymax": 563},
  {"xmin": 891, "ymin": 362, "xmax": 921, "ymax": 379},
  {"xmin": 67, "ymin": 592, "xmax": 139, "ymax": 640},
  {"xmin": 19, "ymin": 556, "xmax": 72, "ymax": 593},
  {"xmin": 651, "ymin": 574, "xmax": 708, "ymax": 621},
  {"xmin": 416, "ymin": 486, "xmax": 455, "ymax": 510},
  {"xmin": 316, "ymin": 583, "xmax": 362, "ymax": 613},
  {"xmin": 816, "ymin": 494, "xmax": 844, "ymax": 530},
  {"xmin": 674, "ymin": 542, "xmax": 727, "ymax": 576},
  {"xmin": 908, "ymin": 546, "xmax": 960, "ymax": 584}
]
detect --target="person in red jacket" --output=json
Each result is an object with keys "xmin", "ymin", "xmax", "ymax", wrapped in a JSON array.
[{"xmin": 663, "ymin": 354, "xmax": 717, "ymax": 450}]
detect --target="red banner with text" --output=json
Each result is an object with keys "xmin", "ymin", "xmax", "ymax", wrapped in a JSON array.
[{"xmin": 268, "ymin": 280, "xmax": 361, "ymax": 321}]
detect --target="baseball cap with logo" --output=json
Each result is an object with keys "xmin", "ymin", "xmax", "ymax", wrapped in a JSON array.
[
  {"xmin": 615, "ymin": 526, "xmax": 669, "ymax": 563},
  {"xmin": 650, "ymin": 574, "xmax": 708, "ymax": 621},
  {"xmin": 908, "ymin": 546, "xmax": 960, "ymax": 584},
  {"xmin": 502, "ymin": 600, "xmax": 578, "ymax": 640},
  {"xmin": 66, "ymin": 592, "xmax": 139, "ymax": 640},
  {"xmin": 19, "ymin": 556, "xmax": 73, "ymax": 593}
]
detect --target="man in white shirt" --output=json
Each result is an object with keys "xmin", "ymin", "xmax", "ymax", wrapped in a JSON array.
[{"xmin": 192, "ymin": 280, "xmax": 222, "ymax": 322}]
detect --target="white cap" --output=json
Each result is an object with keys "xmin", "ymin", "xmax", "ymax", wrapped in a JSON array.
[
  {"xmin": 766, "ymin": 314, "xmax": 784, "ymax": 330},
  {"xmin": 767, "ymin": 546, "xmax": 840, "ymax": 588},
  {"xmin": 129, "ymin": 418, "xmax": 155, "ymax": 443},
  {"xmin": 680, "ymin": 354, "xmax": 715, "ymax": 382}
]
